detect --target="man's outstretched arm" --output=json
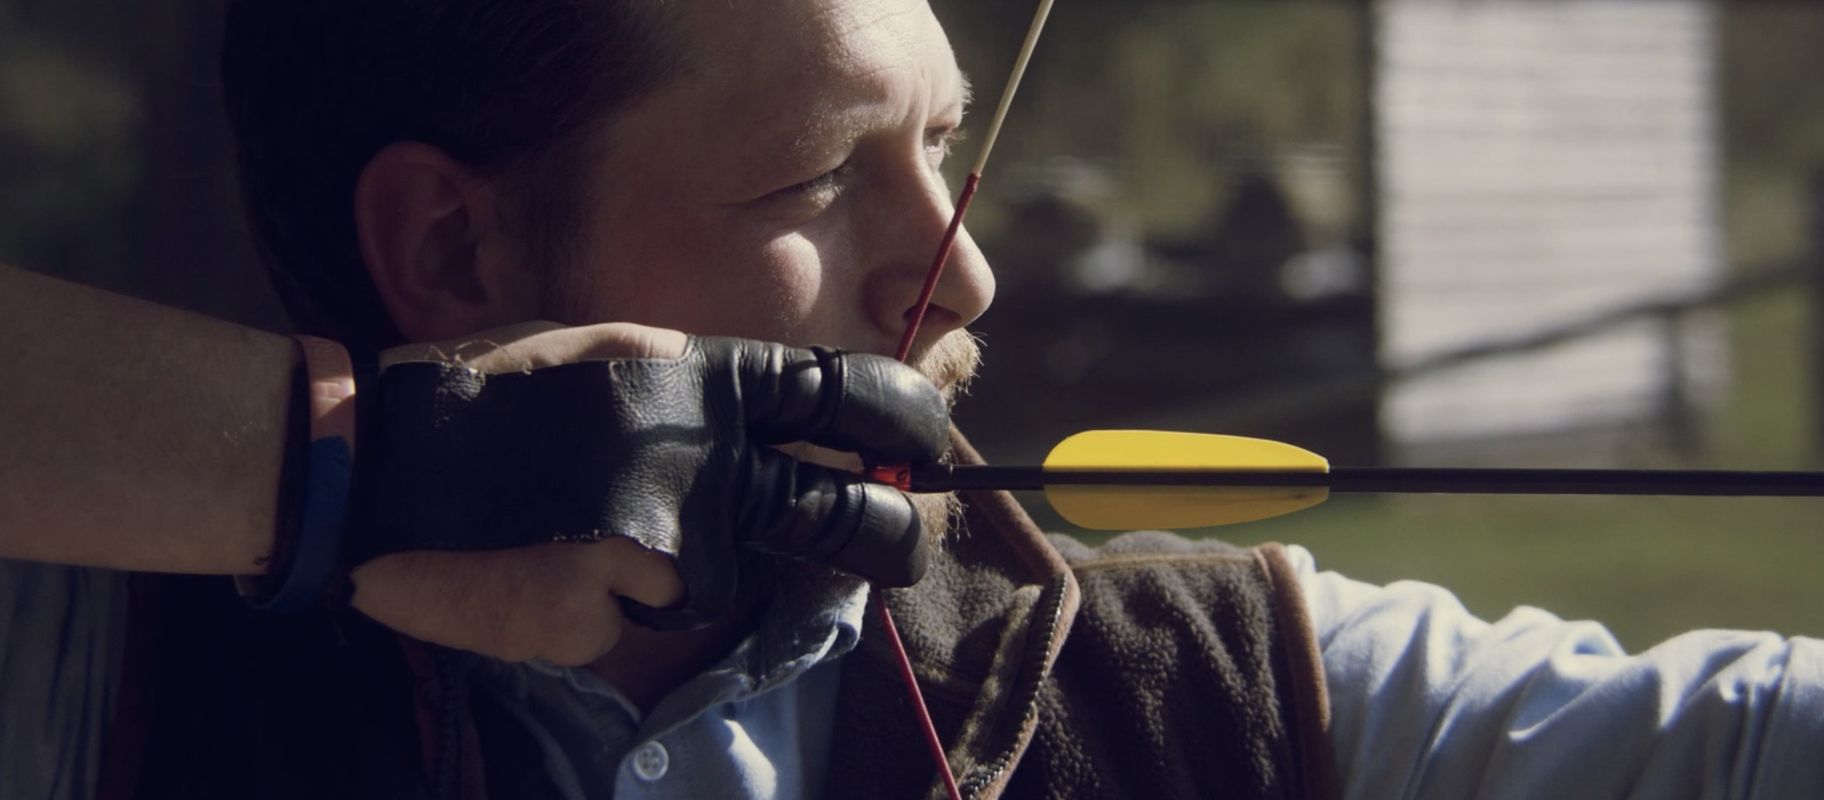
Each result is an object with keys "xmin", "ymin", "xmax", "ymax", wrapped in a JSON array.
[
  {"xmin": 0, "ymin": 265, "xmax": 685, "ymax": 664},
  {"xmin": 1292, "ymin": 545, "xmax": 1824, "ymax": 799}
]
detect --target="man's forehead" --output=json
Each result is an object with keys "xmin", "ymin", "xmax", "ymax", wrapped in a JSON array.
[
  {"xmin": 676, "ymin": 0, "xmax": 941, "ymax": 71},
  {"xmin": 660, "ymin": 0, "xmax": 966, "ymax": 167}
]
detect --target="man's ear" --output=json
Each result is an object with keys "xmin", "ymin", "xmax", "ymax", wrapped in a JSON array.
[{"xmin": 354, "ymin": 142, "xmax": 541, "ymax": 342}]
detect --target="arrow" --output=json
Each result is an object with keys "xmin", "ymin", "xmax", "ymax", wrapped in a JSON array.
[{"xmin": 871, "ymin": 430, "xmax": 1824, "ymax": 530}]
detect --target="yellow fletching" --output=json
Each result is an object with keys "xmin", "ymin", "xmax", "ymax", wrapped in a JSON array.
[
  {"xmin": 1042, "ymin": 430, "xmax": 1331, "ymax": 530},
  {"xmin": 1045, "ymin": 430, "xmax": 1329, "ymax": 471}
]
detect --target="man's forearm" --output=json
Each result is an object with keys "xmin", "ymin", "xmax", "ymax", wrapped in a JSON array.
[
  {"xmin": 1296, "ymin": 544, "xmax": 1824, "ymax": 798},
  {"xmin": 0, "ymin": 264, "xmax": 288, "ymax": 574}
]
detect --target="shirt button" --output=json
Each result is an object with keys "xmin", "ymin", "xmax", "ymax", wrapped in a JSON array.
[{"xmin": 630, "ymin": 741, "xmax": 670, "ymax": 781}]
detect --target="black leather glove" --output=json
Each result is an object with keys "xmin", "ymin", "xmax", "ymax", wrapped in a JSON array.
[{"xmin": 347, "ymin": 336, "xmax": 950, "ymax": 630}]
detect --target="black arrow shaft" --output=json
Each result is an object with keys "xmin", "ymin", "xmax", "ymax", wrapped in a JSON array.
[{"xmin": 908, "ymin": 465, "xmax": 1824, "ymax": 497}]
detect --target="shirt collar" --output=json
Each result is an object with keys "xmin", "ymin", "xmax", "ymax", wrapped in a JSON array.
[{"xmin": 481, "ymin": 560, "xmax": 868, "ymax": 736}]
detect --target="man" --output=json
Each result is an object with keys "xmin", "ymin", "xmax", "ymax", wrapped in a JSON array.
[
  {"xmin": 5, "ymin": 0, "xmax": 1818, "ymax": 798},
  {"xmin": 212, "ymin": 2, "xmax": 1329, "ymax": 796}
]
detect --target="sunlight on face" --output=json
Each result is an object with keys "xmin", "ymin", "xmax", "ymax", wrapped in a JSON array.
[{"xmin": 545, "ymin": 0, "xmax": 994, "ymax": 380}]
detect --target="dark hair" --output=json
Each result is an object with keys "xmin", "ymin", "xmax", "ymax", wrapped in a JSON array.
[{"xmin": 221, "ymin": 1, "xmax": 675, "ymax": 350}]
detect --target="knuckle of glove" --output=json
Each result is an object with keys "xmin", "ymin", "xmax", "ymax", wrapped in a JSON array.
[
  {"xmin": 824, "ymin": 353, "xmax": 950, "ymax": 462},
  {"xmin": 693, "ymin": 336, "xmax": 948, "ymax": 463},
  {"xmin": 744, "ymin": 461, "xmax": 927, "ymax": 588},
  {"xmin": 823, "ymin": 481, "xmax": 929, "ymax": 587}
]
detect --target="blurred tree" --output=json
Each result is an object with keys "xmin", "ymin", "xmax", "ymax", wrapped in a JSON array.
[
  {"xmin": 0, "ymin": 0, "xmax": 279, "ymax": 327},
  {"xmin": 1722, "ymin": 5, "xmax": 1824, "ymax": 267}
]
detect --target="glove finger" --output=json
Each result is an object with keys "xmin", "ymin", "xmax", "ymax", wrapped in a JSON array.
[
  {"xmin": 737, "ymin": 445, "xmax": 928, "ymax": 587},
  {"xmin": 703, "ymin": 337, "xmax": 951, "ymax": 464}
]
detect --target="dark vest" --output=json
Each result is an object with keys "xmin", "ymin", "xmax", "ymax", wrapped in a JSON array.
[
  {"xmin": 105, "ymin": 434, "xmax": 1334, "ymax": 800},
  {"xmin": 822, "ymin": 476, "xmax": 1335, "ymax": 800}
]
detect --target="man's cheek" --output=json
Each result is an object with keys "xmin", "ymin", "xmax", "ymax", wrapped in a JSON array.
[{"xmin": 763, "ymin": 239, "xmax": 828, "ymax": 320}]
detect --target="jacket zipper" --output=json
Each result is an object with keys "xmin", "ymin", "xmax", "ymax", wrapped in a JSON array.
[{"xmin": 956, "ymin": 574, "xmax": 1070, "ymax": 799}]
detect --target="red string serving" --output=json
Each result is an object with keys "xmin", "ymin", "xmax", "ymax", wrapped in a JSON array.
[{"xmin": 874, "ymin": 593, "xmax": 963, "ymax": 800}]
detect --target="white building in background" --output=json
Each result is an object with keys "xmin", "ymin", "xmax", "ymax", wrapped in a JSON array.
[{"xmin": 1376, "ymin": 0, "xmax": 1726, "ymax": 459}]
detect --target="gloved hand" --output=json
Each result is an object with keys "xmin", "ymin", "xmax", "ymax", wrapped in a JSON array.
[{"xmin": 349, "ymin": 322, "xmax": 948, "ymax": 646}]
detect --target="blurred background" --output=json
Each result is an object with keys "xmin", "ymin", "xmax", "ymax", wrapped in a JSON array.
[{"xmin": 3, "ymin": 0, "xmax": 1820, "ymax": 648}]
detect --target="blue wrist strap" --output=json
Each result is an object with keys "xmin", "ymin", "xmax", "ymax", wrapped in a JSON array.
[{"xmin": 251, "ymin": 436, "xmax": 353, "ymax": 613}]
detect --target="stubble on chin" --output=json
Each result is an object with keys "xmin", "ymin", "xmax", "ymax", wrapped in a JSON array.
[{"xmin": 907, "ymin": 478, "xmax": 965, "ymax": 542}]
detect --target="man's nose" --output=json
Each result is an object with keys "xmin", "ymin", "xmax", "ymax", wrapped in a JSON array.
[{"xmin": 864, "ymin": 172, "xmax": 997, "ymax": 351}]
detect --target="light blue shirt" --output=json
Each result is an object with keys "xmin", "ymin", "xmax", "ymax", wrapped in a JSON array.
[
  {"xmin": 1292, "ymin": 545, "xmax": 1824, "ymax": 800},
  {"xmin": 485, "ymin": 544, "xmax": 1824, "ymax": 799}
]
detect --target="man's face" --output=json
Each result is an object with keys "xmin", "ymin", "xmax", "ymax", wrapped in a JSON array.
[{"xmin": 543, "ymin": 0, "xmax": 993, "ymax": 388}]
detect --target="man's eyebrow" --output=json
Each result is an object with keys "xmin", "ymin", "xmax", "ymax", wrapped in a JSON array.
[{"xmin": 956, "ymin": 70, "xmax": 975, "ymax": 110}]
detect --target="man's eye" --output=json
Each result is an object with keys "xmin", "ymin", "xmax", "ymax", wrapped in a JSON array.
[
  {"xmin": 925, "ymin": 127, "xmax": 967, "ymax": 169},
  {"xmin": 783, "ymin": 172, "xmax": 839, "ymax": 197},
  {"xmin": 774, "ymin": 163, "xmax": 852, "ymax": 206}
]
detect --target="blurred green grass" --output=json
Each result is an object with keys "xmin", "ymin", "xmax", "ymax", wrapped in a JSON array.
[
  {"xmin": 1051, "ymin": 491, "xmax": 1821, "ymax": 654},
  {"xmin": 1206, "ymin": 492, "xmax": 1821, "ymax": 652},
  {"xmin": 1039, "ymin": 292, "xmax": 1822, "ymax": 653}
]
